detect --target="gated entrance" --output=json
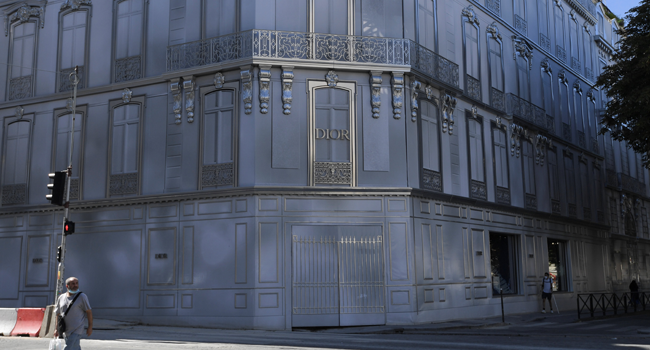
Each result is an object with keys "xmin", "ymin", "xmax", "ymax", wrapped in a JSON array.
[{"xmin": 291, "ymin": 225, "xmax": 385, "ymax": 327}]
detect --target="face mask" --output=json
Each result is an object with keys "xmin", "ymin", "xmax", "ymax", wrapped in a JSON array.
[{"xmin": 67, "ymin": 289, "xmax": 78, "ymax": 294}]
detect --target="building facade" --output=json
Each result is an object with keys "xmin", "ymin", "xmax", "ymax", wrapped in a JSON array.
[{"xmin": 0, "ymin": 0, "xmax": 648, "ymax": 330}]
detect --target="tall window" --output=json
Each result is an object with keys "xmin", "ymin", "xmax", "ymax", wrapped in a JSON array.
[
  {"xmin": 513, "ymin": 0, "xmax": 527, "ymax": 35},
  {"xmin": 621, "ymin": 142, "xmax": 630, "ymax": 176},
  {"xmin": 582, "ymin": 26, "xmax": 593, "ymax": 78},
  {"xmin": 522, "ymin": 140, "xmax": 536, "ymax": 210},
  {"xmin": 573, "ymin": 82, "xmax": 584, "ymax": 147},
  {"xmin": 417, "ymin": 0, "xmax": 438, "ymax": 51},
  {"xmin": 564, "ymin": 152, "xmax": 577, "ymax": 217},
  {"xmin": 203, "ymin": 0, "xmax": 238, "ymax": 38},
  {"xmin": 515, "ymin": 46, "xmax": 531, "ymax": 101},
  {"xmin": 113, "ymin": 0, "xmax": 146, "ymax": 82},
  {"xmin": 463, "ymin": 8, "xmax": 481, "ymax": 101},
  {"xmin": 548, "ymin": 148, "xmax": 560, "ymax": 214},
  {"xmin": 58, "ymin": 4, "xmax": 91, "ymax": 92},
  {"xmin": 200, "ymin": 83, "xmax": 238, "ymax": 189},
  {"xmin": 558, "ymin": 71, "xmax": 571, "ymax": 141},
  {"xmin": 420, "ymin": 100, "xmax": 442, "ymax": 192},
  {"xmin": 598, "ymin": 13, "xmax": 605, "ymax": 39},
  {"xmin": 490, "ymin": 233, "xmax": 519, "ymax": 295},
  {"xmin": 541, "ymin": 60, "xmax": 554, "ymax": 124},
  {"xmin": 554, "ymin": 4, "xmax": 566, "ymax": 61},
  {"xmin": 487, "ymin": 24, "xmax": 504, "ymax": 110},
  {"xmin": 467, "ymin": 113, "xmax": 485, "ymax": 200},
  {"xmin": 569, "ymin": 15, "xmax": 580, "ymax": 69},
  {"xmin": 580, "ymin": 160, "xmax": 590, "ymax": 220},
  {"xmin": 537, "ymin": 0, "xmax": 550, "ymax": 50},
  {"xmin": 311, "ymin": 0, "xmax": 352, "ymax": 35},
  {"xmin": 361, "ymin": 0, "xmax": 403, "ymax": 38},
  {"xmin": 2, "ymin": 119, "xmax": 31, "ymax": 206},
  {"xmin": 593, "ymin": 164, "xmax": 604, "ymax": 222},
  {"xmin": 547, "ymin": 239, "xmax": 568, "ymax": 291},
  {"xmin": 6, "ymin": 12, "xmax": 39, "ymax": 101},
  {"xmin": 492, "ymin": 124, "xmax": 509, "ymax": 205},
  {"xmin": 53, "ymin": 106, "xmax": 86, "ymax": 200},
  {"xmin": 108, "ymin": 97, "xmax": 144, "ymax": 197}
]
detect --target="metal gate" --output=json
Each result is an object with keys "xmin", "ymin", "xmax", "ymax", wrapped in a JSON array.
[{"xmin": 291, "ymin": 225, "xmax": 385, "ymax": 327}]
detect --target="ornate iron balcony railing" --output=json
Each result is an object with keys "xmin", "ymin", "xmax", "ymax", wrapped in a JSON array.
[
  {"xmin": 621, "ymin": 173, "xmax": 646, "ymax": 196},
  {"xmin": 577, "ymin": 130, "xmax": 586, "ymax": 148},
  {"xmin": 506, "ymin": 93, "xmax": 547, "ymax": 129},
  {"xmin": 465, "ymin": 74, "xmax": 481, "ymax": 101},
  {"xmin": 490, "ymin": 87, "xmax": 505, "ymax": 112},
  {"xmin": 167, "ymin": 30, "xmax": 459, "ymax": 88}
]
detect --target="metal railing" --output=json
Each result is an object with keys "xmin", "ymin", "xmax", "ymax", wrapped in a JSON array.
[
  {"xmin": 577, "ymin": 292, "xmax": 649, "ymax": 319},
  {"xmin": 167, "ymin": 29, "xmax": 460, "ymax": 88}
]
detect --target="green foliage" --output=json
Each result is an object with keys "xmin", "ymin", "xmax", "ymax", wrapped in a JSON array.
[{"xmin": 596, "ymin": 0, "xmax": 650, "ymax": 168}]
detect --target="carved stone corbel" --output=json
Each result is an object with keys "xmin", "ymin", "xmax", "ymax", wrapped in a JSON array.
[
  {"xmin": 510, "ymin": 123, "xmax": 525, "ymax": 157},
  {"xmin": 369, "ymin": 71, "xmax": 382, "ymax": 119},
  {"xmin": 170, "ymin": 78, "xmax": 182, "ymax": 125},
  {"xmin": 122, "ymin": 88, "xmax": 132, "ymax": 104},
  {"xmin": 15, "ymin": 106, "xmax": 24, "ymax": 119},
  {"xmin": 183, "ymin": 76, "xmax": 195, "ymax": 123},
  {"xmin": 391, "ymin": 72, "xmax": 404, "ymax": 120},
  {"xmin": 513, "ymin": 36, "xmax": 534, "ymax": 70},
  {"xmin": 442, "ymin": 93, "xmax": 457, "ymax": 134},
  {"xmin": 240, "ymin": 67, "xmax": 253, "ymax": 115},
  {"xmin": 573, "ymin": 80, "xmax": 583, "ymax": 94},
  {"xmin": 281, "ymin": 67, "xmax": 294, "ymax": 115},
  {"xmin": 461, "ymin": 5, "xmax": 480, "ymax": 25},
  {"xmin": 471, "ymin": 105, "xmax": 478, "ymax": 119},
  {"xmin": 541, "ymin": 58, "xmax": 552, "ymax": 75},
  {"xmin": 325, "ymin": 70, "xmax": 338, "ymax": 87},
  {"xmin": 213, "ymin": 72, "xmax": 224, "ymax": 89},
  {"xmin": 424, "ymin": 85, "xmax": 434, "ymax": 101},
  {"xmin": 60, "ymin": 0, "xmax": 92, "ymax": 12},
  {"xmin": 4, "ymin": 1, "xmax": 47, "ymax": 37},
  {"xmin": 558, "ymin": 70, "xmax": 568, "ymax": 85},
  {"xmin": 535, "ymin": 134, "xmax": 552, "ymax": 166},
  {"xmin": 410, "ymin": 80, "xmax": 422, "ymax": 122},
  {"xmin": 258, "ymin": 65, "xmax": 271, "ymax": 114}
]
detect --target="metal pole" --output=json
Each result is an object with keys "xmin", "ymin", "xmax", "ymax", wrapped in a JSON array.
[
  {"xmin": 500, "ymin": 288, "xmax": 504, "ymax": 323},
  {"xmin": 54, "ymin": 66, "xmax": 80, "ymax": 303}
]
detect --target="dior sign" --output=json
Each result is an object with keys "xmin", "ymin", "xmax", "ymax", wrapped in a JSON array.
[{"xmin": 315, "ymin": 129, "xmax": 350, "ymax": 141}]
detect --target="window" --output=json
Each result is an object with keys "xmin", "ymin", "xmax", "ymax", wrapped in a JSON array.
[
  {"xmin": 200, "ymin": 83, "xmax": 238, "ymax": 189},
  {"xmin": 580, "ymin": 160, "xmax": 590, "ymax": 219},
  {"xmin": 203, "ymin": 0, "xmax": 238, "ymax": 38},
  {"xmin": 548, "ymin": 148, "xmax": 560, "ymax": 213},
  {"xmin": 58, "ymin": 4, "xmax": 91, "ymax": 92},
  {"xmin": 492, "ymin": 124, "xmax": 509, "ymax": 204},
  {"xmin": 558, "ymin": 71, "xmax": 571, "ymax": 140},
  {"xmin": 108, "ymin": 96, "xmax": 144, "ymax": 197},
  {"xmin": 537, "ymin": 0, "xmax": 550, "ymax": 50},
  {"xmin": 522, "ymin": 140, "xmax": 536, "ymax": 209},
  {"xmin": 621, "ymin": 142, "xmax": 630, "ymax": 176},
  {"xmin": 637, "ymin": 154, "xmax": 645, "ymax": 183},
  {"xmin": 513, "ymin": 0, "xmax": 527, "ymax": 35},
  {"xmin": 1, "ymin": 118, "xmax": 32, "ymax": 206},
  {"xmin": 361, "ymin": 0, "xmax": 403, "ymax": 38},
  {"xmin": 490, "ymin": 233, "xmax": 519, "ymax": 295},
  {"xmin": 573, "ymin": 81, "xmax": 584, "ymax": 147},
  {"xmin": 564, "ymin": 152, "xmax": 577, "ymax": 217},
  {"xmin": 553, "ymin": 4, "xmax": 566, "ymax": 61},
  {"xmin": 417, "ymin": 0, "xmax": 437, "ymax": 51},
  {"xmin": 598, "ymin": 13, "xmax": 605, "ymax": 39},
  {"xmin": 547, "ymin": 239, "xmax": 568, "ymax": 292},
  {"xmin": 541, "ymin": 60, "xmax": 554, "ymax": 128},
  {"xmin": 516, "ymin": 52, "xmax": 530, "ymax": 101},
  {"xmin": 467, "ymin": 113, "xmax": 485, "ymax": 200},
  {"xmin": 582, "ymin": 26, "xmax": 592, "ymax": 78},
  {"xmin": 604, "ymin": 133, "xmax": 615, "ymax": 171},
  {"xmin": 113, "ymin": 0, "xmax": 146, "ymax": 82},
  {"xmin": 311, "ymin": 0, "xmax": 352, "ymax": 35},
  {"xmin": 6, "ymin": 6, "xmax": 41, "ymax": 101},
  {"xmin": 593, "ymin": 165, "xmax": 604, "ymax": 221},
  {"xmin": 569, "ymin": 14, "xmax": 579, "ymax": 68},
  {"xmin": 309, "ymin": 80, "xmax": 356, "ymax": 186},
  {"xmin": 53, "ymin": 106, "xmax": 86, "ymax": 200},
  {"xmin": 487, "ymin": 24, "xmax": 504, "ymax": 110},
  {"xmin": 420, "ymin": 100, "xmax": 442, "ymax": 192},
  {"xmin": 463, "ymin": 7, "xmax": 481, "ymax": 101}
]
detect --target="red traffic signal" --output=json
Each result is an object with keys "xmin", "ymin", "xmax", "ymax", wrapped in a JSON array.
[{"xmin": 64, "ymin": 220, "xmax": 75, "ymax": 235}]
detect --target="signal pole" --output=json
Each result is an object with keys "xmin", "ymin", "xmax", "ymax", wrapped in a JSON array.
[{"xmin": 54, "ymin": 66, "xmax": 80, "ymax": 302}]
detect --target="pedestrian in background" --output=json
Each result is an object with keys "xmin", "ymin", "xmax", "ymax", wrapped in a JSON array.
[
  {"xmin": 541, "ymin": 272, "xmax": 554, "ymax": 314},
  {"xmin": 629, "ymin": 279, "xmax": 640, "ymax": 306},
  {"xmin": 54, "ymin": 277, "xmax": 93, "ymax": 350}
]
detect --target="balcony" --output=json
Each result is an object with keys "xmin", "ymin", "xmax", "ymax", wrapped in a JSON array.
[
  {"xmin": 167, "ymin": 30, "xmax": 459, "ymax": 89},
  {"xmin": 490, "ymin": 87, "xmax": 505, "ymax": 112},
  {"xmin": 591, "ymin": 137, "xmax": 599, "ymax": 154},
  {"xmin": 577, "ymin": 130, "xmax": 586, "ymax": 149},
  {"xmin": 514, "ymin": 15, "xmax": 528, "ymax": 36},
  {"xmin": 556, "ymin": 46, "xmax": 567, "ymax": 63},
  {"xmin": 465, "ymin": 75, "xmax": 481, "ymax": 101},
  {"xmin": 571, "ymin": 57, "xmax": 581, "ymax": 72},
  {"xmin": 539, "ymin": 33, "xmax": 551, "ymax": 52},
  {"xmin": 562, "ymin": 123, "xmax": 572, "ymax": 142},
  {"xmin": 621, "ymin": 173, "xmax": 646, "ymax": 196},
  {"xmin": 506, "ymin": 93, "xmax": 547, "ymax": 130}
]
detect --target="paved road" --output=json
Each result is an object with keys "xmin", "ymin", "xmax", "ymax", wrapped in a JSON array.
[{"xmin": 1, "ymin": 312, "xmax": 649, "ymax": 350}]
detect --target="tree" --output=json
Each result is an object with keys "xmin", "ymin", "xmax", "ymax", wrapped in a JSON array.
[{"xmin": 596, "ymin": 0, "xmax": 650, "ymax": 167}]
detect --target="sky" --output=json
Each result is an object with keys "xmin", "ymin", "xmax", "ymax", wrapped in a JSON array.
[{"xmin": 605, "ymin": 0, "xmax": 642, "ymax": 19}]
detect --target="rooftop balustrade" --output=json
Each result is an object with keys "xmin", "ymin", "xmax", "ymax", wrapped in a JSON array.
[{"xmin": 167, "ymin": 30, "xmax": 459, "ymax": 89}]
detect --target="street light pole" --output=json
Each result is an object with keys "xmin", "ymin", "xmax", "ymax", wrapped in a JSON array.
[{"xmin": 54, "ymin": 66, "xmax": 80, "ymax": 302}]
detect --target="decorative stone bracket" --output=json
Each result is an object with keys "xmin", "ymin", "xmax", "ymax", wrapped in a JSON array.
[
  {"xmin": 4, "ymin": 1, "xmax": 46, "ymax": 37},
  {"xmin": 15, "ymin": 106, "xmax": 24, "ymax": 119},
  {"xmin": 183, "ymin": 76, "xmax": 195, "ymax": 123},
  {"xmin": 442, "ymin": 93, "xmax": 457, "ymax": 134},
  {"xmin": 410, "ymin": 80, "xmax": 421, "ymax": 122},
  {"xmin": 369, "ymin": 71, "xmax": 382, "ymax": 119},
  {"xmin": 535, "ymin": 134, "xmax": 552, "ymax": 166},
  {"xmin": 510, "ymin": 123, "xmax": 526, "ymax": 158},
  {"xmin": 121, "ymin": 88, "xmax": 132, "ymax": 103},
  {"xmin": 391, "ymin": 72, "xmax": 404, "ymax": 120},
  {"xmin": 281, "ymin": 66, "xmax": 294, "ymax": 115},
  {"xmin": 240, "ymin": 67, "xmax": 253, "ymax": 115},
  {"xmin": 513, "ymin": 36, "xmax": 534, "ymax": 70},
  {"xmin": 258, "ymin": 65, "xmax": 271, "ymax": 114},
  {"xmin": 461, "ymin": 5, "xmax": 480, "ymax": 25},
  {"xmin": 325, "ymin": 70, "xmax": 338, "ymax": 87},
  {"xmin": 214, "ymin": 72, "xmax": 225, "ymax": 88},
  {"xmin": 170, "ymin": 78, "xmax": 182, "ymax": 125}
]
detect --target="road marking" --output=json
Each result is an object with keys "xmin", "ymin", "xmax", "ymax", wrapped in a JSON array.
[{"xmin": 517, "ymin": 322, "xmax": 556, "ymax": 328}]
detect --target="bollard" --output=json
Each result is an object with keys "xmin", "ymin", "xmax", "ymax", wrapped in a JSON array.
[
  {"xmin": 589, "ymin": 294, "xmax": 594, "ymax": 318},
  {"xmin": 577, "ymin": 295, "xmax": 580, "ymax": 320},
  {"xmin": 500, "ymin": 288, "xmax": 504, "ymax": 323}
]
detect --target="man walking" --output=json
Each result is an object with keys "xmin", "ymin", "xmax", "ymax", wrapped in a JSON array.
[
  {"xmin": 541, "ymin": 272, "xmax": 554, "ymax": 314},
  {"xmin": 54, "ymin": 277, "xmax": 93, "ymax": 349}
]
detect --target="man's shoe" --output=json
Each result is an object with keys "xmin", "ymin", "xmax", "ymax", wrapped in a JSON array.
[
  {"xmin": 542, "ymin": 310, "xmax": 546, "ymax": 314},
  {"xmin": 551, "ymin": 310, "xmax": 554, "ymax": 314}
]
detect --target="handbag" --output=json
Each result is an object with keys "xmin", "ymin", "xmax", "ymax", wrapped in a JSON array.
[
  {"xmin": 49, "ymin": 338, "xmax": 65, "ymax": 350},
  {"xmin": 57, "ymin": 292, "xmax": 82, "ymax": 338}
]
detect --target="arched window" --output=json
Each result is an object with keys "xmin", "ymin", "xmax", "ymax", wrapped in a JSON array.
[
  {"xmin": 52, "ymin": 105, "xmax": 86, "ymax": 200},
  {"xmin": 1, "ymin": 118, "xmax": 32, "ymax": 206},
  {"xmin": 419, "ymin": 99, "xmax": 442, "ymax": 192},
  {"xmin": 467, "ymin": 113, "xmax": 485, "ymax": 200},
  {"xmin": 108, "ymin": 95, "xmax": 144, "ymax": 197},
  {"xmin": 416, "ymin": 0, "xmax": 438, "ymax": 51},
  {"xmin": 573, "ymin": 81, "xmax": 585, "ymax": 148},
  {"xmin": 58, "ymin": 2, "xmax": 91, "ymax": 92},
  {"xmin": 569, "ymin": 13, "xmax": 580, "ymax": 71},
  {"xmin": 113, "ymin": 0, "xmax": 147, "ymax": 82},
  {"xmin": 200, "ymin": 81, "xmax": 238, "ymax": 189},
  {"xmin": 537, "ymin": 0, "xmax": 550, "ymax": 50},
  {"xmin": 553, "ymin": 4, "xmax": 566, "ymax": 62},
  {"xmin": 540, "ymin": 60, "xmax": 554, "ymax": 132},
  {"xmin": 582, "ymin": 25, "xmax": 593, "ymax": 79},
  {"xmin": 487, "ymin": 23, "xmax": 504, "ymax": 111},
  {"xmin": 513, "ymin": 37, "xmax": 532, "ymax": 101},
  {"xmin": 558, "ymin": 70, "xmax": 571, "ymax": 141},
  {"xmin": 5, "ymin": 2, "xmax": 43, "ymax": 100},
  {"xmin": 462, "ymin": 6, "xmax": 481, "ymax": 101},
  {"xmin": 202, "ymin": 0, "xmax": 238, "ymax": 38}
]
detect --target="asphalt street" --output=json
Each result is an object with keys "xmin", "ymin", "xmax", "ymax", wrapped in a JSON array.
[{"xmin": 1, "ymin": 312, "xmax": 649, "ymax": 350}]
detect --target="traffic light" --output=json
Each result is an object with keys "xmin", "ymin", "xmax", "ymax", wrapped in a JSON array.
[
  {"xmin": 56, "ymin": 246, "xmax": 62, "ymax": 262},
  {"xmin": 64, "ymin": 220, "xmax": 75, "ymax": 235},
  {"xmin": 46, "ymin": 171, "xmax": 66, "ymax": 205}
]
